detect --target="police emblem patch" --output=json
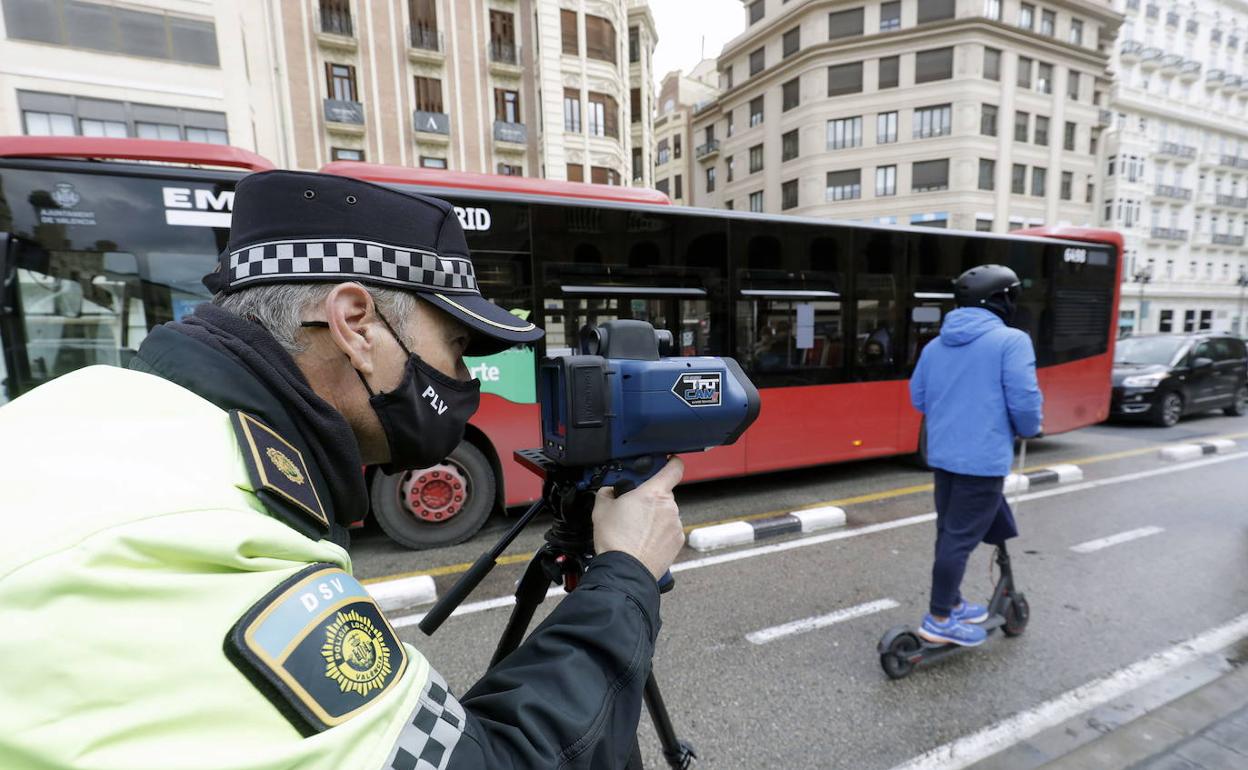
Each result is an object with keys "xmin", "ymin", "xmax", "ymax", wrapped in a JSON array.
[
  {"xmin": 230, "ymin": 411, "xmax": 328, "ymax": 536},
  {"xmin": 266, "ymin": 446, "xmax": 306, "ymax": 485},
  {"xmin": 227, "ymin": 564, "xmax": 408, "ymax": 734}
]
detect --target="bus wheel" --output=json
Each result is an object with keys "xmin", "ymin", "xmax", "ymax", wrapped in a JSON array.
[{"xmin": 370, "ymin": 442, "xmax": 496, "ymax": 550}]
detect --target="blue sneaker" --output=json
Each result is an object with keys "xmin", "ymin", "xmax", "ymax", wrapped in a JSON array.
[
  {"xmin": 952, "ymin": 601, "xmax": 989, "ymax": 624},
  {"xmin": 918, "ymin": 614, "xmax": 988, "ymax": 647}
]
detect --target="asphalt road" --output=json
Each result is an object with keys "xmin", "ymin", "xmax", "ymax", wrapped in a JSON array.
[{"xmin": 353, "ymin": 411, "xmax": 1248, "ymax": 768}]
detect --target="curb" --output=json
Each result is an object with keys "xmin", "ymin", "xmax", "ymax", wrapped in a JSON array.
[
  {"xmin": 366, "ymin": 574, "xmax": 438, "ymax": 613},
  {"xmin": 1159, "ymin": 439, "xmax": 1237, "ymax": 462},
  {"xmin": 1004, "ymin": 464, "xmax": 1084, "ymax": 494},
  {"xmin": 687, "ymin": 506, "xmax": 846, "ymax": 553}
]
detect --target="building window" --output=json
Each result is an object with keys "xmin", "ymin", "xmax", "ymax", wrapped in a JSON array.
[
  {"xmin": 1070, "ymin": 19, "xmax": 1084, "ymax": 45},
  {"xmin": 561, "ymin": 9, "xmax": 578, "ymax": 55},
  {"xmin": 1061, "ymin": 171, "xmax": 1073, "ymax": 200},
  {"xmin": 782, "ymin": 128, "xmax": 800, "ymax": 161},
  {"xmin": 656, "ymin": 139, "xmax": 670, "ymax": 165},
  {"xmin": 79, "ymin": 118, "xmax": 127, "ymax": 138},
  {"xmin": 1034, "ymin": 115, "xmax": 1049, "ymax": 146},
  {"xmin": 1019, "ymin": 3, "xmax": 1035, "ymax": 30},
  {"xmin": 1159, "ymin": 309, "xmax": 1173, "ymax": 333},
  {"xmin": 328, "ymin": 64, "xmax": 358, "ymax": 102},
  {"xmin": 726, "ymin": 110, "xmax": 735, "ymax": 137},
  {"xmin": 3, "ymin": 0, "xmax": 220, "ymax": 65},
  {"xmin": 827, "ymin": 62, "xmax": 864, "ymax": 96},
  {"xmin": 722, "ymin": 66, "xmax": 734, "ymax": 90},
  {"xmin": 1012, "ymin": 164, "xmax": 1027, "ymax": 194},
  {"xmin": 749, "ymin": 190, "xmax": 764, "ymax": 212},
  {"xmin": 185, "ymin": 126, "xmax": 227, "ymax": 144},
  {"xmin": 674, "ymin": 134, "xmax": 682, "ymax": 158},
  {"xmin": 879, "ymin": 56, "xmax": 899, "ymax": 89},
  {"xmin": 914, "ymin": 104, "xmax": 952, "ymax": 139},
  {"xmin": 1031, "ymin": 166, "xmax": 1047, "ymax": 197},
  {"xmin": 496, "ymin": 163, "xmax": 522, "ymax": 176},
  {"xmin": 495, "ymin": 89, "xmax": 521, "ymax": 124},
  {"xmin": 591, "ymin": 166, "xmax": 621, "ymax": 185},
  {"xmin": 828, "ymin": 116, "xmax": 863, "ymax": 149},
  {"xmin": 489, "ymin": 10, "xmax": 517, "ymax": 63},
  {"xmin": 1017, "ymin": 57, "xmax": 1032, "ymax": 88},
  {"xmin": 1067, "ymin": 71, "xmax": 1080, "ymax": 100},
  {"xmin": 749, "ymin": 144, "xmax": 764, "ymax": 173},
  {"xmin": 781, "ymin": 179, "xmax": 799, "ymax": 209},
  {"xmin": 749, "ymin": 96, "xmax": 764, "ymax": 126},
  {"xmin": 674, "ymin": 174, "xmax": 683, "ymax": 200},
  {"xmin": 976, "ymin": 217, "xmax": 994, "ymax": 232},
  {"xmin": 981, "ymin": 104, "xmax": 998, "ymax": 136},
  {"xmin": 984, "ymin": 47, "xmax": 1001, "ymax": 80},
  {"xmin": 632, "ymin": 148, "xmax": 642, "ymax": 181},
  {"xmin": 826, "ymin": 169, "xmax": 862, "ymax": 200},
  {"xmin": 1183, "ymin": 309, "xmax": 1196, "ymax": 332},
  {"xmin": 1086, "ymin": 181, "xmax": 1095, "ymax": 204},
  {"xmin": 1037, "ymin": 62, "xmax": 1053, "ymax": 94},
  {"xmin": 915, "ymin": 47, "xmax": 954, "ymax": 83},
  {"xmin": 332, "ymin": 147, "xmax": 365, "ymax": 161},
  {"xmin": 877, "ymin": 111, "xmax": 898, "ymax": 144},
  {"xmin": 422, "ymin": 156, "xmax": 450, "ymax": 169},
  {"xmin": 320, "ymin": 0, "xmax": 353, "ymax": 36},
  {"xmin": 984, "ymin": 0, "xmax": 1002, "ymax": 20},
  {"xmin": 748, "ymin": 0, "xmax": 764, "ymax": 25},
  {"xmin": 912, "ymin": 159, "xmax": 950, "ymax": 192},
  {"xmin": 24, "ymin": 110, "xmax": 76, "ymax": 136},
  {"xmin": 1041, "ymin": 9, "xmax": 1055, "ymax": 36},
  {"xmin": 726, "ymin": 156, "xmax": 735, "ymax": 182},
  {"xmin": 876, "ymin": 165, "xmax": 897, "ymax": 196},
  {"xmin": 656, "ymin": 177, "xmax": 669, "ymax": 195},
  {"xmin": 567, "ymin": 163, "xmax": 585, "ymax": 182},
  {"xmin": 880, "ymin": 1, "xmax": 901, "ymax": 31},
  {"xmin": 136, "ymin": 121, "xmax": 179, "ymax": 140},
  {"xmin": 829, "ymin": 7, "xmax": 865, "ymax": 39},
  {"xmin": 1064, "ymin": 121, "xmax": 1076, "ymax": 151},
  {"xmin": 629, "ymin": 25, "xmax": 639, "ymax": 62},
  {"xmin": 415, "ymin": 76, "xmax": 444, "ymax": 113},
  {"xmin": 979, "ymin": 158, "xmax": 996, "ymax": 190},
  {"xmin": 706, "ymin": 166, "xmax": 717, "ymax": 192},
  {"xmin": 782, "ymin": 78, "xmax": 801, "ymax": 111},
  {"xmin": 783, "ymin": 26, "xmax": 801, "ymax": 58},
  {"xmin": 724, "ymin": 200, "xmax": 734, "ymax": 210},
  {"xmin": 588, "ymin": 92, "xmax": 618, "ymax": 137},
  {"xmin": 584, "ymin": 15, "xmax": 616, "ymax": 63},
  {"xmin": 630, "ymin": 88, "xmax": 641, "ymax": 124},
  {"xmin": 917, "ymin": 0, "xmax": 955, "ymax": 24},
  {"xmin": 1014, "ymin": 111, "xmax": 1029, "ymax": 142},
  {"xmin": 749, "ymin": 47, "xmax": 766, "ymax": 76}
]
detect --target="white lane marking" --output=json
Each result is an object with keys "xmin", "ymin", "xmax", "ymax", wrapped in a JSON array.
[
  {"xmin": 745, "ymin": 599, "xmax": 900, "ymax": 645},
  {"xmin": 388, "ymin": 452, "xmax": 1248, "ymax": 628},
  {"xmin": 887, "ymin": 610, "xmax": 1248, "ymax": 770},
  {"xmin": 1070, "ymin": 526, "xmax": 1165, "ymax": 554}
]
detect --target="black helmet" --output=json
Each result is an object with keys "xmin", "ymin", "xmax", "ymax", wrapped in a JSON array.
[{"xmin": 953, "ymin": 264, "xmax": 1021, "ymax": 308}]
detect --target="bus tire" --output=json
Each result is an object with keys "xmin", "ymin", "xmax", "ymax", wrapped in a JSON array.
[{"xmin": 370, "ymin": 441, "xmax": 496, "ymax": 551}]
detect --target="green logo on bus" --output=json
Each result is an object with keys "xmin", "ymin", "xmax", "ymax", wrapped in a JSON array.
[{"xmin": 465, "ymin": 346, "xmax": 536, "ymax": 404}]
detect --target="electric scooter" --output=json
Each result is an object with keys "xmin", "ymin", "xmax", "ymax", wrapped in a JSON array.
[{"xmin": 877, "ymin": 440, "xmax": 1033, "ymax": 680}]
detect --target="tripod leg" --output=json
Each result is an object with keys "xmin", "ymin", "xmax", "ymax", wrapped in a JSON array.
[
  {"xmin": 643, "ymin": 672, "xmax": 697, "ymax": 769},
  {"xmin": 489, "ymin": 554, "xmax": 556, "ymax": 668}
]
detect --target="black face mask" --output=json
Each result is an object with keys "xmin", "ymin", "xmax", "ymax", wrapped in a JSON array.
[{"xmin": 302, "ymin": 315, "xmax": 481, "ymax": 473}]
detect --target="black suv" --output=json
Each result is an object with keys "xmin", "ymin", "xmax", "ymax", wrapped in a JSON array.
[{"xmin": 1111, "ymin": 333, "xmax": 1248, "ymax": 427}]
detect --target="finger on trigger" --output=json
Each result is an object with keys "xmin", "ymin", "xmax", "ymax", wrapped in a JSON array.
[{"xmin": 643, "ymin": 456, "xmax": 685, "ymax": 493}]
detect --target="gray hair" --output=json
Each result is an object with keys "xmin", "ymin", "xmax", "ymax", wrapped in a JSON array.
[{"xmin": 213, "ymin": 283, "xmax": 418, "ymax": 355}]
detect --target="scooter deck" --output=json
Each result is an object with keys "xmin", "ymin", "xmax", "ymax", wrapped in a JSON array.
[{"xmin": 915, "ymin": 613, "xmax": 1006, "ymax": 653}]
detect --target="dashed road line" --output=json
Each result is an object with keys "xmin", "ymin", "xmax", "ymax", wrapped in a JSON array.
[
  {"xmin": 745, "ymin": 599, "xmax": 900, "ymax": 645},
  {"xmin": 1070, "ymin": 526, "xmax": 1166, "ymax": 554}
]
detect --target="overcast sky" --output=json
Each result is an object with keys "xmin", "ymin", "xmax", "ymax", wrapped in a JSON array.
[{"xmin": 650, "ymin": 0, "xmax": 745, "ymax": 87}]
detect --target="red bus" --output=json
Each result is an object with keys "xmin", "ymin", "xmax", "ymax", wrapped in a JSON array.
[{"xmin": 0, "ymin": 138, "xmax": 1122, "ymax": 550}]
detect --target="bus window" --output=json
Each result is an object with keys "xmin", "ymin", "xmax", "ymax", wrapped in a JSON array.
[
  {"xmin": 544, "ymin": 294, "xmax": 714, "ymax": 357},
  {"xmin": 853, "ymin": 230, "xmax": 904, "ymax": 381}
]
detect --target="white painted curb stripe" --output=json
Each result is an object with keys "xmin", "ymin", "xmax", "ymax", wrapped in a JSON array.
[
  {"xmin": 687, "ymin": 520, "xmax": 755, "ymax": 552},
  {"xmin": 887, "ymin": 610, "xmax": 1248, "ymax": 770},
  {"xmin": 745, "ymin": 598, "xmax": 900, "ymax": 645},
  {"xmin": 1160, "ymin": 444, "xmax": 1204, "ymax": 462},
  {"xmin": 1070, "ymin": 526, "xmax": 1165, "ymax": 554},
  {"xmin": 1206, "ymin": 438, "xmax": 1237, "ymax": 452},
  {"xmin": 367, "ymin": 575, "xmax": 438, "ymax": 613},
  {"xmin": 1004, "ymin": 473, "xmax": 1029, "ymax": 494},
  {"xmin": 792, "ymin": 506, "xmax": 847, "ymax": 532},
  {"xmin": 1050, "ymin": 464, "xmax": 1084, "ymax": 483}
]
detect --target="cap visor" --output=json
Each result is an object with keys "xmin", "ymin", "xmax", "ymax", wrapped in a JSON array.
[{"xmin": 420, "ymin": 292, "xmax": 543, "ymax": 356}]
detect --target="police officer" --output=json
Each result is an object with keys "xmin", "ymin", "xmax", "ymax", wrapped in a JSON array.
[
  {"xmin": 0, "ymin": 171, "xmax": 686, "ymax": 769},
  {"xmin": 908, "ymin": 265, "xmax": 1043, "ymax": 647}
]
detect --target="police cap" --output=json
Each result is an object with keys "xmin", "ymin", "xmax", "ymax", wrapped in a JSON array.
[{"xmin": 204, "ymin": 170, "xmax": 541, "ymax": 356}]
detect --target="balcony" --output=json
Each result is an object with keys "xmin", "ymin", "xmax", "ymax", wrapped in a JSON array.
[
  {"xmin": 1213, "ymin": 234, "xmax": 1246, "ymax": 246},
  {"xmin": 1157, "ymin": 141, "xmax": 1198, "ymax": 160},
  {"xmin": 1219, "ymin": 155, "xmax": 1247, "ymax": 169},
  {"xmin": 493, "ymin": 120, "xmax": 527, "ymax": 146},
  {"xmin": 1149, "ymin": 227, "xmax": 1189, "ymax": 241},
  {"xmin": 1207, "ymin": 68, "xmax": 1226, "ymax": 87},
  {"xmin": 1179, "ymin": 59, "xmax": 1202, "ymax": 81},
  {"xmin": 1154, "ymin": 184, "xmax": 1193, "ymax": 201},
  {"xmin": 489, "ymin": 41, "xmax": 521, "ymax": 76},
  {"xmin": 1120, "ymin": 39, "xmax": 1143, "ymax": 61},
  {"xmin": 1222, "ymin": 74, "xmax": 1242, "ymax": 92},
  {"xmin": 1161, "ymin": 53, "xmax": 1183, "ymax": 73},
  {"xmin": 695, "ymin": 140, "xmax": 720, "ymax": 159},
  {"xmin": 1098, "ymin": 108, "xmax": 1114, "ymax": 127},
  {"xmin": 1187, "ymin": 19, "xmax": 1199, "ymax": 35},
  {"xmin": 317, "ymin": 6, "xmax": 357, "ymax": 50},
  {"xmin": 324, "ymin": 99, "xmax": 365, "ymax": 133},
  {"xmin": 1139, "ymin": 46, "xmax": 1164, "ymax": 69},
  {"xmin": 408, "ymin": 26, "xmax": 443, "ymax": 62},
  {"xmin": 1166, "ymin": 11, "xmax": 1180, "ymax": 27},
  {"xmin": 413, "ymin": 110, "xmax": 450, "ymax": 137},
  {"xmin": 1217, "ymin": 194, "xmax": 1248, "ymax": 209}
]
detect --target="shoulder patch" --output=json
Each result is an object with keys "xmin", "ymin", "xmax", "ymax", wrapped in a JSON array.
[
  {"xmin": 230, "ymin": 411, "xmax": 329, "ymax": 535},
  {"xmin": 226, "ymin": 564, "xmax": 409, "ymax": 734}
]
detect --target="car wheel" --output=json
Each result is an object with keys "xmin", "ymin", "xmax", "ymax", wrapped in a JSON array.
[
  {"xmin": 1225, "ymin": 385, "xmax": 1248, "ymax": 417},
  {"xmin": 1153, "ymin": 391, "xmax": 1184, "ymax": 427},
  {"xmin": 369, "ymin": 441, "xmax": 497, "ymax": 550}
]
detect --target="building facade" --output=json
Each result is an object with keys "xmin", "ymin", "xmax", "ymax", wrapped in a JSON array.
[
  {"xmin": 690, "ymin": 0, "xmax": 1120, "ymax": 235},
  {"xmin": 1105, "ymin": 0, "xmax": 1248, "ymax": 337},
  {"xmin": 652, "ymin": 59, "xmax": 719, "ymax": 204}
]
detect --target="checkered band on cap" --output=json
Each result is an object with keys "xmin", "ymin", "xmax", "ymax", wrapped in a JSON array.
[
  {"xmin": 225, "ymin": 238, "xmax": 478, "ymax": 295},
  {"xmin": 384, "ymin": 667, "xmax": 466, "ymax": 770}
]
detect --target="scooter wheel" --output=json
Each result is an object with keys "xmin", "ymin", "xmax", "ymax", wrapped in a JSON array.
[
  {"xmin": 1003, "ymin": 594, "xmax": 1030, "ymax": 637},
  {"xmin": 881, "ymin": 632, "xmax": 921, "ymax": 679}
]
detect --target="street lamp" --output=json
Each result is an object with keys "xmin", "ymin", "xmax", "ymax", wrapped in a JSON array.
[{"xmin": 1131, "ymin": 265, "xmax": 1153, "ymax": 336}]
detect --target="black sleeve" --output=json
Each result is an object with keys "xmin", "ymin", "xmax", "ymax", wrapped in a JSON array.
[{"xmin": 447, "ymin": 551, "xmax": 661, "ymax": 770}]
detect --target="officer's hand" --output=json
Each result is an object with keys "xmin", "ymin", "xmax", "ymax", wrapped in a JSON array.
[{"xmin": 592, "ymin": 457, "xmax": 686, "ymax": 580}]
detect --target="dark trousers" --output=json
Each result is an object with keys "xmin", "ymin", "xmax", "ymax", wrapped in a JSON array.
[{"xmin": 929, "ymin": 469, "xmax": 1018, "ymax": 617}]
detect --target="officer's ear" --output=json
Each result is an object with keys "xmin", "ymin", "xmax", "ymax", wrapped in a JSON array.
[{"xmin": 321, "ymin": 282, "xmax": 378, "ymax": 376}]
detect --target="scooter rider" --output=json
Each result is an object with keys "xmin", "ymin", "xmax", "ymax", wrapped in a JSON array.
[{"xmin": 909, "ymin": 265, "xmax": 1044, "ymax": 646}]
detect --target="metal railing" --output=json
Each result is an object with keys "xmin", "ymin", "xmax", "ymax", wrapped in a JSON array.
[
  {"xmin": 1179, "ymin": 60, "xmax": 1202, "ymax": 78},
  {"xmin": 1149, "ymin": 227, "xmax": 1188, "ymax": 241},
  {"xmin": 1139, "ymin": 46, "xmax": 1164, "ymax": 63},
  {"xmin": 1216, "ymin": 194, "xmax": 1248, "ymax": 209},
  {"xmin": 490, "ymin": 41, "xmax": 518, "ymax": 65},
  {"xmin": 695, "ymin": 140, "xmax": 720, "ymax": 158},
  {"xmin": 1212, "ymin": 234, "xmax": 1246, "ymax": 246},
  {"xmin": 1120, "ymin": 40, "xmax": 1143, "ymax": 57},
  {"xmin": 410, "ymin": 26, "xmax": 441, "ymax": 52},
  {"xmin": 320, "ymin": 3, "xmax": 353, "ymax": 36},
  {"xmin": 1154, "ymin": 184, "xmax": 1193, "ymax": 200},
  {"xmin": 1207, "ymin": 68, "xmax": 1226, "ymax": 83},
  {"xmin": 324, "ymin": 99, "xmax": 364, "ymax": 124},
  {"xmin": 1160, "ymin": 53, "xmax": 1183, "ymax": 70},
  {"xmin": 493, "ymin": 120, "xmax": 527, "ymax": 143},
  {"xmin": 1157, "ymin": 142, "xmax": 1197, "ymax": 159},
  {"xmin": 413, "ymin": 110, "xmax": 450, "ymax": 135}
]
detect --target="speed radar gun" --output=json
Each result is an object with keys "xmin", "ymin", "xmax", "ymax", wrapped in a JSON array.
[{"xmin": 420, "ymin": 321, "xmax": 761, "ymax": 769}]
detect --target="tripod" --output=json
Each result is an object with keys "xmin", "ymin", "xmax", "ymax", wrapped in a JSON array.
[{"xmin": 419, "ymin": 450, "xmax": 697, "ymax": 770}]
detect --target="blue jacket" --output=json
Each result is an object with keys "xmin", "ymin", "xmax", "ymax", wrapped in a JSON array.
[{"xmin": 910, "ymin": 308, "xmax": 1044, "ymax": 477}]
